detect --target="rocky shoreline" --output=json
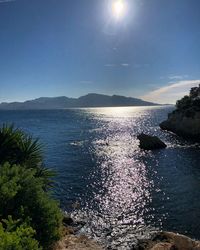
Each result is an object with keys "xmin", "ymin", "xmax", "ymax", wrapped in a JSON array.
[
  {"xmin": 53, "ymin": 227, "xmax": 200, "ymax": 250},
  {"xmin": 52, "ymin": 214, "xmax": 103, "ymax": 250},
  {"xmin": 53, "ymin": 233, "xmax": 103, "ymax": 250},
  {"xmin": 135, "ymin": 231, "xmax": 200, "ymax": 250},
  {"xmin": 53, "ymin": 214, "xmax": 200, "ymax": 250}
]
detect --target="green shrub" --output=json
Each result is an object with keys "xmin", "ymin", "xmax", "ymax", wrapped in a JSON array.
[
  {"xmin": 0, "ymin": 216, "xmax": 41, "ymax": 250},
  {"xmin": 0, "ymin": 125, "xmax": 63, "ymax": 248},
  {"xmin": 0, "ymin": 124, "xmax": 54, "ymax": 188},
  {"xmin": 0, "ymin": 163, "xmax": 63, "ymax": 249},
  {"xmin": 0, "ymin": 125, "xmax": 42, "ymax": 167}
]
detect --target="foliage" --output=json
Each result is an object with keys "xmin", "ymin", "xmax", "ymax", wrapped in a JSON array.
[
  {"xmin": 0, "ymin": 216, "xmax": 41, "ymax": 250},
  {"xmin": 0, "ymin": 124, "xmax": 42, "ymax": 166},
  {"xmin": 176, "ymin": 95, "xmax": 192, "ymax": 110},
  {"xmin": 0, "ymin": 124, "xmax": 55, "ymax": 188},
  {"xmin": 0, "ymin": 162, "xmax": 63, "ymax": 248},
  {"xmin": 176, "ymin": 86, "xmax": 200, "ymax": 115},
  {"xmin": 192, "ymin": 98, "xmax": 200, "ymax": 109}
]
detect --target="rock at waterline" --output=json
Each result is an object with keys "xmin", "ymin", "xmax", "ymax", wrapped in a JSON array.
[
  {"xmin": 63, "ymin": 214, "xmax": 74, "ymax": 226},
  {"xmin": 137, "ymin": 133, "xmax": 167, "ymax": 150},
  {"xmin": 53, "ymin": 234, "xmax": 103, "ymax": 250},
  {"xmin": 135, "ymin": 231, "xmax": 200, "ymax": 250}
]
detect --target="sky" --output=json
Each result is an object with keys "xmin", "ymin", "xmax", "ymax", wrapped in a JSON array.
[{"xmin": 0, "ymin": 0, "xmax": 200, "ymax": 104}]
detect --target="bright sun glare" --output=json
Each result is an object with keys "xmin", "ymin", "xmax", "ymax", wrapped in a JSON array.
[{"xmin": 112, "ymin": 0, "xmax": 126, "ymax": 19}]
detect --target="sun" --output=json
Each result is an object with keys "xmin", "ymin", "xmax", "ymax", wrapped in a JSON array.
[{"xmin": 112, "ymin": 0, "xmax": 126, "ymax": 19}]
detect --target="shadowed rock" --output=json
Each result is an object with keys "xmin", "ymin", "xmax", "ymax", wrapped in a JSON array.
[
  {"xmin": 160, "ymin": 112, "xmax": 200, "ymax": 141},
  {"xmin": 137, "ymin": 133, "xmax": 167, "ymax": 150},
  {"xmin": 63, "ymin": 214, "xmax": 74, "ymax": 226}
]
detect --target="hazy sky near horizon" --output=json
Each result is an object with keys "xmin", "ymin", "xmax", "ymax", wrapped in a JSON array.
[{"xmin": 1, "ymin": 0, "xmax": 200, "ymax": 104}]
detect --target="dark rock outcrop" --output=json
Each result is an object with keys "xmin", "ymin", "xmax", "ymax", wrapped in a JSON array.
[
  {"xmin": 137, "ymin": 133, "xmax": 167, "ymax": 150},
  {"xmin": 136, "ymin": 231, "xmax": 200, "ymax": 250},
  {"xmin": 63, "ymin": 214, "xmax": 74, "ymax": 226},
  {"xmin": 160, "ymin": 111, "xmax": 200, "ymax": 140},
  {"xmin": 160, "ymin": 85, "xmax": 200, "ymax": 141}
]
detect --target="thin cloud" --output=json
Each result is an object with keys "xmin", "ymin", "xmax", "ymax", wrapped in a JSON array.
[
  {"xmin": 104, "ymin": 64, "xmax": 116, "ymax": 67},
  {"xmin": 168, "ymin": 75, "xmax": 189, "ymax": 80},
  {"xmin": 142, "ymin": 80, "xmax": 200, "ymax": 104},
  {"xmin": 80, "ymin": 80, "xmax": 93, "ymax": 84},
  {"xmin": 102, "ymin": 29, "xmax": 116, "ymax": 36},
  {"xmin": 105, "ymin": 63, "xmax": 130, "ymax": 67},
  {"xmin": 0, "ymin": 0, "xmax": 15, "ymax": 3},
  {"xmin": 133, "ymin": 63, "xmax": 149, "ymax": 69},
  {"xmin": 121, "ymin": 63, "xmax": 130, "ymax": 67}
]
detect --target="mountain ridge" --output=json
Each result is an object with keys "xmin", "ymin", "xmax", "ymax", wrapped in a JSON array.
[{"xmin": 0, "ymin": 93, "xmax": 159, "ymax": 110}]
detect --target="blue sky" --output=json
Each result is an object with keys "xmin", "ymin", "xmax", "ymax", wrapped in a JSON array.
[{"xmin": 0, "ymin": 0, "xmax": 200, "ymax": 103}]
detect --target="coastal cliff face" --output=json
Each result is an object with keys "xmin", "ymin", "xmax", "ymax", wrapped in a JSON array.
[
  {"xmin": 160, "ymin": 110, "xmax": 200, "ymax": 140},
  {"xmin": 160, "ymin": 85, "xmax": 200, "ymax": 140}
]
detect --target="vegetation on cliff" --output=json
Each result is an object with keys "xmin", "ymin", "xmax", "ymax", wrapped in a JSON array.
[
  {"xmin": 160, "ymin": 85, "xmax": 200, "ymax": 140},
  {"xmin": 0, "ymin": 125, "xmax": 63, "ymax": 249},
  {"xmin": 175, "ymin": 84, "xmax": 200, "ymax": 117}
]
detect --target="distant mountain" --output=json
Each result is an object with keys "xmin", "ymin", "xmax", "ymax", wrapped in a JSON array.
[{"xmin": 0, "ymin": 93, "xmax": 159, "ymax": 110}]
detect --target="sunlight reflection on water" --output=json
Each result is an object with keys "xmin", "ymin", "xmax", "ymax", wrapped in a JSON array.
[
  {"xmin": 2, "ymin": 107, "xmax": 200, "ymax": 249},
  {"xmin": 72, "ymin": 107, "xmax": 167, "ymax": 249}
]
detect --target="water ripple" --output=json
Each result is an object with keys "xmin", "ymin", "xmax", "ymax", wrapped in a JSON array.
[{"xmin": 1, "ymin": 107, "xmax": 200, "ymax": 249}]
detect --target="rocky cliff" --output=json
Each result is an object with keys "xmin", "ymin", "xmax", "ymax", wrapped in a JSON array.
[{"xmin": 160, "ymin": 85, "xmax": 200, "ymax": 141}]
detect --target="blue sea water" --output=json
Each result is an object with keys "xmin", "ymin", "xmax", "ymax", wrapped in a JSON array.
[{"xmin": 1, "ymin": 106, "xmax": 200, "ymax": 249}]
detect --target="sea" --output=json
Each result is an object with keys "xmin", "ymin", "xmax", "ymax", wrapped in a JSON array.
[{"xmin": 1, "ymin": 106, "xmax": 200, "ymax": 249}]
